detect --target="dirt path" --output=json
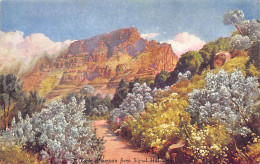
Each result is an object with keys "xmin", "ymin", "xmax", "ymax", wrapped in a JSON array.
[{"xmin": 93, "ymin": 120, "xmax": 165, "ymax": 164}]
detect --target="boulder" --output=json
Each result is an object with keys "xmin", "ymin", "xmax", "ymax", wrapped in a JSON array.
[{"xmin": 213, "ymin": 51, "xmax": 231, "ymax": 68}]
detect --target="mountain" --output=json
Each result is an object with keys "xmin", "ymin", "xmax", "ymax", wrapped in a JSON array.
[{"xmin": 21, "ymin": 28, "xmax": 178, "ymax": 100}]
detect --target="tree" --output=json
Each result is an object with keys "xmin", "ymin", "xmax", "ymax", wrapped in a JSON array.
[
  {"xmin": 166, "ymin": 51, "xmax": 203, "ymax": 86},
  {"xmin": 187, "ymin": 69, "xmax": 259, "ymax": 135},
  {"xmin": 154, "ymin": 70, "xmax": 170, "ymax": 88},
  {"xmin": 223, "ymin": 9, "xmax": 245, "ymax": 34},
  {"xmin": 223, "ymin": 9, "xmax": 259, "ymax": 50},
  {"xmin": 111, "ymin": 79, "xmax": 129, "ymax": 108},
  {"xmin": 22, "ymin": 91, "xmax": 45, "ymax": 117},
  {"xmin": 0, "ymin": 74, "xmax": 23, "ymax": 129},
  {"xmin": 223, "ymin": 9, "xmax": 259, "ymax": 72}
]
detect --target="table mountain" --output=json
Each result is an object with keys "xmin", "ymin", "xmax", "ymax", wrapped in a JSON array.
[{"xmin": 21, "ymin": 28, "xmax": 178, "ymax": 99}]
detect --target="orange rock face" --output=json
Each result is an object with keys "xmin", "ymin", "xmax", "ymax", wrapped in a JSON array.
[
  {"xmin": 22, "ymin": 28, "xmax": 178, "ymax": 99},
  {"xmin": 214, "ymin": 51, "xmax": 231, "ymax": 68}
]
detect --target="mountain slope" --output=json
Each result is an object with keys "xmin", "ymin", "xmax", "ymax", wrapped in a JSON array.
[{"xmin": 21, "ymin": 28, "xmax": 178, "ymax": 99}]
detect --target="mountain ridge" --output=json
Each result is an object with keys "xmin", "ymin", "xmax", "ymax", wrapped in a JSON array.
[{"xmin": 21, "ymin": 27, "xmax": 178, "ymax": 100}]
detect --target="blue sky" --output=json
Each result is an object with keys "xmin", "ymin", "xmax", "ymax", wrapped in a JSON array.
[{"xmin": 0, "ymin": 0, "xmax": 259, "ymax": 42}]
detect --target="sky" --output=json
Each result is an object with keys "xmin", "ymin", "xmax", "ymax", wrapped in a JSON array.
[
  {"xmin": 1, "ymin": 0, "xmax": 259, "ymax": 42},
  {"xmin": 0, "ymin": 0, "xmax": 259, "ymax": 61}
]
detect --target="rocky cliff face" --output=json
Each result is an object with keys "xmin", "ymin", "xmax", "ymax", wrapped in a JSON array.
[
  {"xmin": 22, "ymin": 28, "xmax": 178, "ymax": 99},
  {"xmin": 60, "ymin": 65, "xmax": 114, "ymax": 85},
  {"xmin": 65, "ymin": 28, "xmax": 141, "ymax": 59}
]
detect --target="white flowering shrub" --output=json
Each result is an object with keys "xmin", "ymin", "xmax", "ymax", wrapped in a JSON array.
[
  {"xmin": 1, "ymin": 97, "xmax": 104, "ymax": 163},
  {"xmin": 186, "ymin": 124, "xmax": 231, "ymax": 163},
  {"xmin": 177, "ymin": 71, "xmax": 191, "ymax": 82},
  {"xmin": 110, "ymin": 83, "xmax": 155, "ymax": 126},
  {"xmin": 229, "ymin": 34, "xmax": 253, "ymax": 50},
  {"xmin": 187, "ymin": 69, "xmax": 259, "ymax": 135},
  {"xmin": 240, "ymin": 20, "xmax": 260, "ymax": 41}
]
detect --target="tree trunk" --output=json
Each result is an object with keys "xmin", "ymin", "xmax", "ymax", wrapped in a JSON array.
[
  {"xmin": 5, "ymin": 117, "xmax": 8, "ymax": 130},
  {"xmin": 5, "ymin": 98, "xmax": 11, "ymax": 130},
  {"xmin": 234, "ymin": 23, "xmax": 243, "ymax": 35},
  {"xmin": 3, "ymin": 104, "xmax": 7, "ymax": 129}
]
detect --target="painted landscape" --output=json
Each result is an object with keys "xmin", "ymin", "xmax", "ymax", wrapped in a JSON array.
[{"xmin": 0, "ymin": 0, "xmax": 259, "ymax": 163}]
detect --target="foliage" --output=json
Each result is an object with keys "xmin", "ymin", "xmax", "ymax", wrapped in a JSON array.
[
  {"xmin": 177, "ymin": 71, "xmax": 191, "ymax": 82},
  {"xmin": 229, "ymin": 34, "xmax": 252, "ymax": 50},
  {"xmin": 107, "ymin": 10, "xmax": 259, "ymax": 163},
  {"xmin": 246, "ymin": 141, "xmax": 260, "ymax": 162},
  {"xmin": 187, "ymin": 69, "xmax": 259, "ymax": 135},
  {"xmin": 0, "ymin": 143, "xmax": 40, "ymax": 164},
  {"xmin": 120, "ymin": 70, "xmax": 207, "ymax": 158},
  {"xmin": 223, "ymin": 9, "xmax": 260, "ymax": 68},
  {"xmin": 84, "ymin": 94, "xmax": 112, "ymax": 117},
  {"xmin": 165, "ymin": 37, "xmax": 230, "ymax": 86},
  {"xmin": 115, "ymin": 57, "xmax": 259, "ymax": 163},
  {"xmin": 240, "ymin": 19, "xmax": 260, "ymax": 42},
  {"xmin": 199, "ymin": 37, "xmax": 231, "ymax": 70},
  {"xmin": 247, "ymin": 41, "xmax": 260, "ymax": 71},
  {"xmin": 111, "ymin": 79, "xmax": 129, "ymax": 108},
  {"xmin": 153, "ymin": 70, "xmax": 170, "ymax": 88},
  {"xmin": 110, "ymin": 83, "xmax": 155, "ymax": 127},
  {"xmin": 88, "ymin": 104, "xmax": 108, "ymax": 118},
  {"xmin": 127, "ymin": 94, "xmax": 190, "ymax": 156},
  {"xmin": 0, "ymin": 74, "xmax": 24, "ymax": 129},
  {"xmin": 166, "ymin": 9, "xmax": 258, "ymax": 88},
  {"xmin": 223, "ymin": 9, "xmax": 244, "ymax": 26},
  {"xmin": 64, "ymin": 88, "xmax": 112, "ymax": 119},
  {"xmin": 19, "ymin": 91, "xmax": 46, "ymax": 118},
  {"xmin": 128, "ymin": 77, "xmax": 154, "ymax": 92},
  {"xmin": 1, "ymin": 97, "xmax": 104, "ymax": 163},
  {"xmin": 176, "ymin": 51, "xmax": 203, "ymax": 75},
  {"xmin": 186, "ymin": 123, "xmax": 231, "ymax": 163},
  {"xmin": 214, "ymin": 56, "xmax": 249, "ymax": 76},
  {"xmin": 222, "ymin": 9, "xmax": 259, "ymax": 44}
]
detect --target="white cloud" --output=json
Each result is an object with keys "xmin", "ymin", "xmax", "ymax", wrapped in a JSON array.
[
  {"xmin": 141, "ymin": 33, "xmax": 159, "ymax": 40},
  {"xmin": 0, "ymin": 30, "xmax": 74, "ymax": 74},
  {"xmin": 162, "ymin": 32, "xmax": 205, "ymax": 57}
]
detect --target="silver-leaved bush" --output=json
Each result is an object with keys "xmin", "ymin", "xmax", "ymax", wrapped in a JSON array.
[
  {"xmin": 1, "ymin": 97, "xmax": 104, "ymax": 163},
  {"xmin": 187, "ymin": 69, "xmax": 259, "ymax": 135},
  {"xmin": 110, "ymin": 83, "xmax": 155, "ymax": 125}
]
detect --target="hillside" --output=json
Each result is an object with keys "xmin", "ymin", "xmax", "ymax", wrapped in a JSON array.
[{"xmin": 21, "ymin": 28, "xmax": 178, "ymax": 100}]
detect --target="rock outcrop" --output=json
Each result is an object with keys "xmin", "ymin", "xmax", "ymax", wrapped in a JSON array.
[
  {"xmin": 214, "ymin": 51, "xmax": 231, "ymax": 68},
  {"xmin": 60, "ymin": 66, "xmax": 115, "ymax": 85}
]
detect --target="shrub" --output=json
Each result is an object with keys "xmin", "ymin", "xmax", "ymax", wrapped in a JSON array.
[
  {"xmin": 111, "ymin": 79, "xmax": 129, "ymax": 108},
  {"xmin": 110, "ymin": 83, "xmax": 155, "ymax": 126},
  {"xmin": 229, "ymin": 34, "xmax": 252, "ymax": 50},
  {"xmin": 185, "ymin": 123, "xmax": 231, "ymax": 163},
  {"xmin": 1, "ymin": 97, "xmax": 104, "ymax": 163},
  {"xmin": 125, "ymin": 93, "xmax": 190, "ymax": 157},
  {"xmin": 187, "ymin": 69, "xmax": 259, "ymax": 135},
  {"xmin": 0, "ymin": 143, "xmax": 39, "ymax": 164},
  {"xmin": 177, "ymin": 71, "xmax": 191, "ymax": 82},
  {"xmin": 64, "ymin": 90, "xmax": 112, "ymax": 119},
  {"xmin": 154, "ymin": 70, "xmax": 170, "ymax": 88}
]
